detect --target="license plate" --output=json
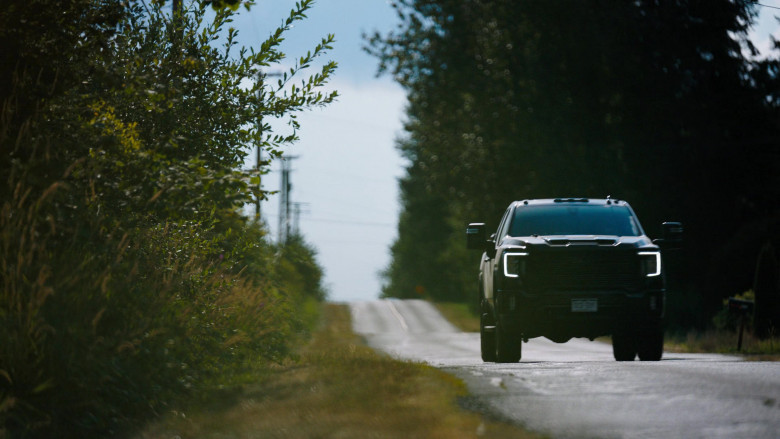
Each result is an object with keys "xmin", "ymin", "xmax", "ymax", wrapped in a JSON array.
[{"xmin": 571, "ymin": 298, "xmax": 598, "ymax": 312}]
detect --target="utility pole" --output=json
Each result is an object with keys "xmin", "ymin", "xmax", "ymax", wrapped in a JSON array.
[
  {"xmin": 254, "ymin": 71, "xmax": 281, "ymax": 221},
  {"xmin": 278, "ymin": 156, "xmax": 298, "ymax": 245},
  {"xmin": 255, "ymin": 144, "xmax": 262, "ymax": 219},
  {"xmin": 291, "ymin": 202, "xmax": 310, "ymax": 237}
]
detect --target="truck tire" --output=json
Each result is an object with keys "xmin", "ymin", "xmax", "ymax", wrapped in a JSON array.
[
  {"xmin": 495, "ymin": 318, "xmax": 521, "ymax": 363},
  {"xmin": 637, "ymin": 326, "xmax": 664, "ymax": 361},
  {"xmin": 612, "ymin": 331, "xmax": 636, "ymax": 361},
  {"xmin": 480, "ymin": 311, "xmax": 497, "ymax": 362}
]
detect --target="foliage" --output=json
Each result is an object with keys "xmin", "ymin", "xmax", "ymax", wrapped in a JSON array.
[
  {"xmin": 713, "ymin": 290, "xmax": 756, "ymax": 331},
  {"xmin": 277, "ymin": 234, "xmax": 328, "ymax": 303},
  {"xmin": 370, "ymin": 0, "xmax": 780, "ymax": 323},
  {"xmin": 665, "ymin": 328, "xmax": 780, "ymax": 358},
  {"xmin": 0, "ymin": 0, "xmax": 335, "ymax": 436}
]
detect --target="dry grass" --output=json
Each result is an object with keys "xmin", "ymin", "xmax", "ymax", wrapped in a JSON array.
[
  {"xmin": 137, "ymin": 304, "xmax": 542, "ymax": 439},
  {"xmin": 665, "ymin": 329, "xmax": 780, "ymax": 360}
]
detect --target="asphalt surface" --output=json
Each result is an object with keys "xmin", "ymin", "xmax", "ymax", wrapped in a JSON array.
[{"xmin": 349, "ymin": 299, "xmax": 780, "ymax": 439}]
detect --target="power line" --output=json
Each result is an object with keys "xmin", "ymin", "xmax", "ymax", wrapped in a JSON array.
[
  {"xmin": 262, "ymin": 212, "xmax": 395, "ymax": 229},
  {"xmin": 758, "ymin": 3, "xmax": 780, "ymax": 10},
  {"xmin": 301, "ymin": 217, "xmax": 396, "ymax": 228}
]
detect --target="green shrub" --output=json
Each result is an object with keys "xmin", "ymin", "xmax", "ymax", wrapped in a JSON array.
[{"xmin": 0, "ymin": 0, "xmax": 335, "ymax": 436}]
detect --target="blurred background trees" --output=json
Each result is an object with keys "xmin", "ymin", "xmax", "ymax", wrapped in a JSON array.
[
  {"xmin": 371, "ymin": 0, "xmax": 780, "ymax": 329},
  {"xmin": 0, "ymin": 0, "xmax": 333, "ymax": 436}
]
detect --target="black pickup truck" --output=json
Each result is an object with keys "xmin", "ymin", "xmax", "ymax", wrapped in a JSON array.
[{"xmin": 467, "ymin": 198, "xmax": 682, "ymax": 362}]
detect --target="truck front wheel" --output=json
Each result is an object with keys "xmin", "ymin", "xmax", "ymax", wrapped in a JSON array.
[
  {"xmin": 480, "ymin": 310, "xmax": 496, "ymax": 362},
  {"xmin": 637, "ymin": 326, "xmax": 664, "ymax": 361},
  {"xmin": 612, "ymin": 330, "xmax": 637, "ymax": 361},
  {"xmin": 495, "ymin": 317, "xmax": 522, "ymax": 363}
]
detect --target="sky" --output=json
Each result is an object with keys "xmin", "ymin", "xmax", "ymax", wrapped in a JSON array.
[
  {"xmin": 230, "ymin": 1, "xmax": 406, "ymax": 303},
  {"xmin": 752, "ymin": 2, "xmax": 780, "ymax": 56},
  {"xmin": 228, "ymin": 1, "xmax": 780, "ymax": 303}
]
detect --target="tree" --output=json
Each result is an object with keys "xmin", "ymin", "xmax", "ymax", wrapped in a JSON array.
[{"xmin": 371, "ymin": 0, "xmax": 779, "ymax": 327}]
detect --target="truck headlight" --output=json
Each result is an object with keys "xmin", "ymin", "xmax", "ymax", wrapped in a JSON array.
[
  {"xmin": 638, "ymin": 251, "xmax": 661, "ymax": 277},
  {"xmin": 503, "ymin": 252, "xmax": 528, "ymax": 278}
]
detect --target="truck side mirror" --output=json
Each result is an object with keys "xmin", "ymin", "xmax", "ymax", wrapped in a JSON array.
[
  {"xmin": 486, "ymin": 233, "xmax": 497, "ymax": 258},
  {"xmin": 654, "ymin": 222, "xmax": 683, "ymax": 248},
  {"xmin": 466, "ymin": 223, "xmax": 486, "ymax": 250}
]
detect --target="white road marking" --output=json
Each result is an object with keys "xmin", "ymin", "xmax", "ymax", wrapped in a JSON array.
[{"xmin": 385, "ymin": 299, "xmax": 409, "ymax": 332}]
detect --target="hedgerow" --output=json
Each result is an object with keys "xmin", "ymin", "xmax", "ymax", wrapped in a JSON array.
[{"xmin": 0, "ymin": 0, "xmax": 335, "ymax": 436}]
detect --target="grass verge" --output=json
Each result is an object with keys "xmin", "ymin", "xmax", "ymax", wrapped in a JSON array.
[
  {"xmin": 665, "ymin": 330, "xmax": 780, "ymax": 360},
  {"xmin": 136, "ymin": 303, "xmax": 542, "ymax": 438}
]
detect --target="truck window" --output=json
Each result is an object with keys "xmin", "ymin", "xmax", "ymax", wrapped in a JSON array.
[{"xmin": 509, "ymin": 205, "xmax": 642, "ymax": 237}]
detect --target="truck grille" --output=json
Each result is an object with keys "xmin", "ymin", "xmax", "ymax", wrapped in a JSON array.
[{"xmin": 525, "ymin": 250, "xmax": 641, "ymax": 293}]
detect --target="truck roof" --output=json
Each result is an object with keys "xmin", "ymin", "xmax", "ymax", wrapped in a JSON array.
[{"xmin": 514, "ymin": 197, "xmax": 629, "ymax": 207}]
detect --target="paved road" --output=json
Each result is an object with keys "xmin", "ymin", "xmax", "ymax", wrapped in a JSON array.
[{"xmin": 349, "ymin": 299, "xmax": 780, "ymax": 439}]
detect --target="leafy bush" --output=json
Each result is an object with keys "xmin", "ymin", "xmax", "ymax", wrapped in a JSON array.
[
  {"xmin": 0, "ymin": 0, "xmax": 335, "ymax": 436},
  {"xmin": 713, "ymin": 290, "xmax": 756, "ymax": 332}
]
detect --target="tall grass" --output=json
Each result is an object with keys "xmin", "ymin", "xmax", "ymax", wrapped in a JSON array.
[
  {"xmin": 0, "ymin": 160, "xmax": 324, "ymax": 437},
  {"xmin": 666, "ymin": 293, "xmax": 779, "ymax": 358},
  {"xmin": 665, "ymin": 329, "xmax": 779, "ymax": 358},
  {"xmin": 665, "ymin": 290, "xmax": 780, "ymax": 358}
]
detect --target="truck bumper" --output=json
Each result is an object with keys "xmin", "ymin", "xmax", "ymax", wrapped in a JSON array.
[{"xmin": 495, "ymin": 289, "xmax": 665, "ymax": 341}]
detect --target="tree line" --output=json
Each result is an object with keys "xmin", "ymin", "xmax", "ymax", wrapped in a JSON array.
[
  {"xmin": 1, "ymin": 0, "xmax": 334, "ymax": 436},
  {"xmin": 371, "ymin": 0, "xmax": 780, "ymax": 330}
]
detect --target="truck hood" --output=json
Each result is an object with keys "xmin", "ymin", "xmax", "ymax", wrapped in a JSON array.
[{"xmin": 505, "ymin": 235, "xmax": 656, "ymax": 250}]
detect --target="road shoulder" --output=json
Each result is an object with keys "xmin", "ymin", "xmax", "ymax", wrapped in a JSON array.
[{"xmin": 136, "ymin": 303, "xmax": 541, "ymax": 438}]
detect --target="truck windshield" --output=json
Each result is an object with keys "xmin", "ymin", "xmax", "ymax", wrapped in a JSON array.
[{"xmin": 509, "ymin": 205, "xmax": 642, "ymax": 237}]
